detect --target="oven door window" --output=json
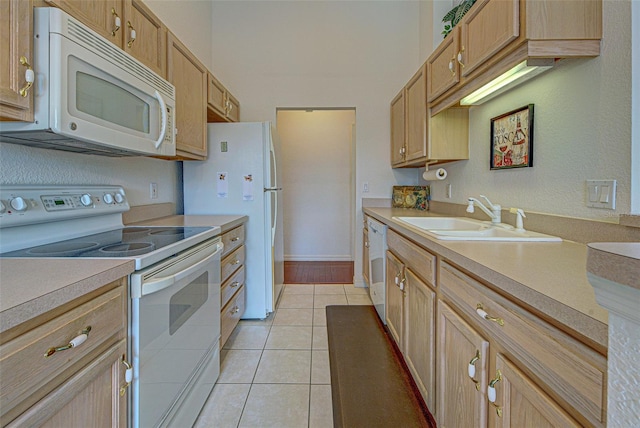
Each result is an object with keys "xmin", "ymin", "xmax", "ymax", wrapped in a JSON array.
[{"xmin": 169, "ymin": 273, "xmax": 207, "ymax": 335}]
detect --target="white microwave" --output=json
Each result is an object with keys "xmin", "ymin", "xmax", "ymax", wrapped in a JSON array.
[{"xmin": 0, "ymin": 8, "xmax": 176, "ymax": 157}]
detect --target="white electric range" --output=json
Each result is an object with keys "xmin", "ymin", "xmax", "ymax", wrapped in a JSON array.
[{"xmin": 0, "ymin": 185, "xmax": 223, "ymax": 428}]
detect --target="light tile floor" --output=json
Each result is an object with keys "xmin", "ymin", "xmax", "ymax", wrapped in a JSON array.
[{"xmin": 195, "ymin": 283, "xmax": 372, "ymax": 428}]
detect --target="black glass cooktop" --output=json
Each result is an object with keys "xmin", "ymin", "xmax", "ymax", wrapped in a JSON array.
[{"xmin": 0, "ymin": 226, "xmax": 213, "ymax": 258}]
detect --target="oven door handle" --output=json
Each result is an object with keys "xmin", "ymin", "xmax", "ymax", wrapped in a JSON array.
[{"xmin": 142, "ymin": 243, "xmax": 223, "ymax": 296}]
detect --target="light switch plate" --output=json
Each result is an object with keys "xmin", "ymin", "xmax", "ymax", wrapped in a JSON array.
[{"xmin": 586, "ymin": 180, "xmax": 616, "ymax": 209}]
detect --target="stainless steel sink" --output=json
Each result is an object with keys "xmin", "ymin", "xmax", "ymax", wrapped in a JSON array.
[{"xmin": 392, "ymin": 216, "xmax": 561, "ymax": 242}]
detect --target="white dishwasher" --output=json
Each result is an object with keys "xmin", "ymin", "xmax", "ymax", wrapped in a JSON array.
[{"xmin": 367, "ymin": 218, "xmax": 387, "ymax": 324}]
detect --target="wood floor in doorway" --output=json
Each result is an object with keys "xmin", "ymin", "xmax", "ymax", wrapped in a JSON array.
[{"xmin": 284, "ymin": 261, "xmax": 354, "ymax": 284}]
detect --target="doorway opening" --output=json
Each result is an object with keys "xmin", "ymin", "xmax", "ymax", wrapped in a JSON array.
[{"xmin": 276, "ymin": 108, "xmax": 356, "ymax": 283}]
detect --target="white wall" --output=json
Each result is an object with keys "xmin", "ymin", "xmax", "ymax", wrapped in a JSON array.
[
  {"xmin": 0, "ymin": 0, "xmax": 214, "ymax": 208},
  {"xmin": 210, "ymin": 1, "xmax": 423, "ymax": 285},
  {"xmin": 423, "ymin": 0, "xmax": 633, "ymax": 222},
  {"xmin": 278, "ymin": 109, "xmax": 355, "ymax": 261},
  {"xmin": 632, "ymin": 0, "xmax": 640, "ymax": 214}
]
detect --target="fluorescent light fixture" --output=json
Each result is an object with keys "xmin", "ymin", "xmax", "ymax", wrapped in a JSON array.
[{"xmin": 460, "ymin": 59, "xmax": 554, "ymax": 105}]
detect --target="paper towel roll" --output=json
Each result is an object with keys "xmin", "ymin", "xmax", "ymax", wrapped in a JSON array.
[{"xmin": 423, "ymin": 168, "xmax": 447, "ymax": 181}]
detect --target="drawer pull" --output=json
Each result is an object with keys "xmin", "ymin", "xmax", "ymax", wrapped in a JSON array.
[
  {"xmin": 232, "ymin": 259, "xmax": 241, "ymax": 265},
  {"xmin": 476, "ymin": 304, "xmax": 504, "ymax": 326},
  {"xmin": 230, "ymin": 306, "xmax": 240, "ymax": 314},
  {"xmin": 230, "ymin": 281, "xmax": 240, "ymax": 288},
  {"xmin": 119, "ymin": 355, "xmax": 133, "ymax": 396},
  {"xmin": 488, "ymin": 370, "xmax": 503, "ymax": 417},
  {"xmin": 231, "ymin": 236, "xmax": 240, "ymax": 242},
  {"xmin": 45, "ymin": 326, "xmax": 92, "ymax": 358},
  {"xmin": 19, "ymin": 56, "xmax": 34, "ymax": 97},
  {"xmin": 111, "ymin": 8, "xmax": 121, "ymax": 36},
  {"xmin": 468, "ymin": 350, "xmax": 481, "ymax": 390}
]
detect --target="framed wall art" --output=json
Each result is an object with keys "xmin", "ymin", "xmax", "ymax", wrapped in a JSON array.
[{"xmin": 490, "ymin": 104, "xmax": 534, "ymax": 170}]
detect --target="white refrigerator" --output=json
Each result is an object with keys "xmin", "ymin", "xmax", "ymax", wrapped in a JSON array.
[{"xmin": 183, "ymin": 122, "xmax": 284, "ymax": 319}]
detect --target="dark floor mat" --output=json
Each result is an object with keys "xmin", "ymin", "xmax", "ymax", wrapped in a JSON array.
[{"xmin": 326, "ymin": 305, "xmax": 436, "ymax": 428}]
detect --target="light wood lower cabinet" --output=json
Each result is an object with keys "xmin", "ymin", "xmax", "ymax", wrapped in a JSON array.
[
  {"xmin": 0, "ymin": 280, "xmax": 129, "ymax": 427},
  {"xmin": 385, "ymin": 250, "xmax": 404, "ymax": 350},
  {"xmin": 437, "ymin": 300, "xmax": 489, "ymax": 427},
  {"xmin": 375, "ymin": 219, "xmax": 606, "ymax": 427},
  {"xmin": 385, "ymin": 230, "xmax": 437, "ymax": 408},
  {"xmin": 219, "ymin": 224, "xmax": 247, "ymax": 348}
]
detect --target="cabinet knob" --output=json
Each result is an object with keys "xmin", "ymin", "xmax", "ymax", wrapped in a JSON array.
[
  {"xmin": 231, "ymin": 236, "xmax": 240, "ymax": 242},
  {"xmin": 127, "ymin": 21, "xmax": 136, "ymax": 47},
  {"xmin": 119, "ymin": 355, "xmax": 133, "ymax": 396},
  {"xmin": 230, "ymin": 281, "xmax": 240, "ymax": 288},
  {"xmin": 449, "ymin": 58, "xmax": 456, "ymax": 76},
  {"xmin": 111, "ymin": 8, "xmax": 121, "ymax": 36},
  {"xmin": 19, "ymin": 56, "xmax": 34, "ymax": 97},
  {"xmin": 457, "ymin": 47, "xmax": 466, "ymax": 68},
  {"xmin": 468, "ymin": 349, "xmax": 481, "ymax": 390},
  {"xmin": 476, "ymin": 303, "xmax": 504, "ymax": 326},
  {"xmin": 488, "ymin": 370, "xmax": 503, "ymax": 417},
  {"xmin": 45, "ymin": 326, "xmax": 92, "ymax": 357}
]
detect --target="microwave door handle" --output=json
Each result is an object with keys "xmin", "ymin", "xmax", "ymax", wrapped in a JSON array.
[
  {"xmin": 142, "ymin": 243, "xmax": 223, "ymax": 296},
  {"xmin": 154, "ymin": 90, "xmax": 168, "ymax": 149}
]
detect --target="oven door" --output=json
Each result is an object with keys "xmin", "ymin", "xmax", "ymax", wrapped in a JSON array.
[{"xmin": 129, "ymin": 238, "xmax": 222, "ymax": 428}]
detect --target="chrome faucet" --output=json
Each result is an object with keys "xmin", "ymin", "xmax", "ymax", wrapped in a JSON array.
[{"xmin": 466, "ymin": 195, "xmax": 502, "ymax": 224}]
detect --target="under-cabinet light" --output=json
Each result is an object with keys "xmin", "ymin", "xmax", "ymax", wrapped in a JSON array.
[{"xmin": 460, "ymin": 59, "xmax": 554, "ymax": 105}]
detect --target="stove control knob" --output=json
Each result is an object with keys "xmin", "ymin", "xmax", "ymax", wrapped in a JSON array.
[
  {"xmin": 114, "ymin": 193, "xmax": 124, "ymax": 204},
  {"xmin": 10, "ymin": 197, "xmax": 28, "ymax": 212},
  {"xmin": 103, "ymin": 193, "xmax": 114, "ymax": 204},
  {"xmin": 80, "ymin": 194, "xmax": 93, "ymax": 207},
  {"xmin": 0, "ymin": 200, "xmax": 6, "ymax": 214}
]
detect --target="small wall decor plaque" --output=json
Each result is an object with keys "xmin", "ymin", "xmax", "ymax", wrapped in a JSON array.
[
  {"xmin": 490, "ymin": 104, "xmax": 534, "ymax": 170},
  {"xmin": 392, "ymin": 186, "xmax": 430, "ymax": 211}
]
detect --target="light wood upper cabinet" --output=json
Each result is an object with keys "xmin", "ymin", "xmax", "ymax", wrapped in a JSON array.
[
  {"xmin": 123, "ymin": 0, "xmax": 166, "ymax": 78},
  {"xmin": 390, "ymin": 89, "xmax": 405, "ymax": 166},
  {"xmin": 428, "ymin": 0, "xmax": 602, "ymax": 114},
  {"xmin": 458, "ymin": 0, "xmax": 519, "ymax": 78},
  {"xmin": 167, "ymin": 31, "xmax": 208, "ymax": 160},
  {"xmin": 404, "ymin": 65, "xmax": 427, "ymax": 164},
  {"xmin": 207, "ymin": 73, "xmax": 240, "ymax": 123},
  {"xmin": 0, "ymin": 0, "xmax": 34, "ymax": 122},
  {"xmin": 427, "ymin": 27, "xmax": 460, "ymax": 102},
  {"xmin": 45, "ymin": 0, "xmax": 123, "ymax": 45}
]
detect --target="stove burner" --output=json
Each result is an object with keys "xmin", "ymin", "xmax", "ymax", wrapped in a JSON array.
[
  {"xmin": 27, "ymin": 241, "xmax": 100, "ymax": 256},
  {"xmin": 99, "ymin": 242, "xmax": 156, "ymax": 256}
]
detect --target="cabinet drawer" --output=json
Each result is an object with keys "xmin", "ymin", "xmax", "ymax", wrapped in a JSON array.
[
  {"xmin": 439, "ymin": 262, "xmax": 606, "ymax": 427},
  {"xmin": 222, "ymin": 225, "xmax": 245, "ymax": 258},
  {"xmin": 221, "ymin": 266, "xmax": 245, "ymax": 310},
  {"xmin": 0, "ymin": 286, "xmax": 126, "ymax": 422},
  {"xmin": 221, "ymin": 245, "xmax": 245, "ymax": 282},
  {"xmin": 220, "ymin": 286, "xmax": 245, "ymax": 348},
  {"xmin": 387, "ymin": 229, "xmax": 436, "ymax": 286}
]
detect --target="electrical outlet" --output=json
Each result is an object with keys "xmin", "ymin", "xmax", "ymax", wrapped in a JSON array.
[
  {"xmin": 150, "ymin": 183, "xmax": 158, "ymax": 199},
  {"xmin": 363, "ymin": 182, "xmax": 369, "ymax": 193},
  {"xmin": 446, "ymin": 183, "xmax": 452, "ymax": 199}
]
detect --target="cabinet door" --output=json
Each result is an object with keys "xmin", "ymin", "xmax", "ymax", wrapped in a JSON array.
[
  {"xmin": 404, "ymin": 268, "xmax": 435, "ymax": 411},
  {"xmin": 0, "ymin": 0, "xmax": 33, "ymax": 122},
  {"xmin": 459, "ymin": 0, "xmax": 519, "ymax": 77},
  {"xmin": 404, "ymin": 64, "xmax": 427, "ymax": 163},
  {"xmin": 207, "ymin": 73, "xmax": 226, "ymax": 117},
  {"xmin": 437, "ymin": 300, "xmax": 489, "ymax": 427},
  {"xmin": 123, "ymin": 0, "xmax": 166, "ymax": 78},
  {"xmin": 427, "ymin": 27, "xmax": 460, "ymax": 102},
  {"xmin": 489, "ymin": 353, "xmax": 580, "ymax": 427},
  {"xmin": 226, "ymin": 92, "xmax": 240, "ymax": 122},
  {"xmin": 45, "ymin": 0, "xmax": 123, "ymax": 47},
  {"xmin": 390, "ymin": 89, "xmax": 405, "ymax": 166},
  {"xmin": 7, "ymin": 340, "xmax": 128, "ymax": 427},
  {"xmin": 385, "ymin": 251, "xmax": 404, "ymax": 351},
  {"xmin": 167, "ymin": 32, "xmax": 208, "ymax": 159},
  {"xmin": 362, "ymin": 227, "xmax": 370, "ymax": 286}
]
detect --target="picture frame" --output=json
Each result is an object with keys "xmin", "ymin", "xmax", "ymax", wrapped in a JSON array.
[{"xmin": 490, "ymin": 104, "xmax": 534, "ymax": 170}]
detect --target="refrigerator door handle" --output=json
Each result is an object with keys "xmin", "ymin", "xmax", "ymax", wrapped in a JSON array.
[{"xmin": 264, "ymin": 187, "xmax": 282, "ymax": 192}]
